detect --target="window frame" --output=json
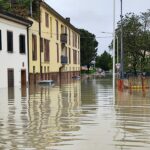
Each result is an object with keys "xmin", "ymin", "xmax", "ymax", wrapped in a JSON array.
[
  {"xmin": 32, "ymin": 34, "xmax": 37, "ymax": 61},
  {"xmin": 45, "ymin": 12, "xmax": 49, "ymax": 28},
  {"xmin": 19, "ymin": 34, "xmax": 26, "ymax": 54},
  {"xmin": 7, "ymin": 30, "xmax": 13, "ymax": 53}
]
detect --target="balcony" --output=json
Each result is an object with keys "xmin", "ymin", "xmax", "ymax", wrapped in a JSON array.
[
  {"xmin": 61, "ymin": 55, "xmax": 68, "ymax": 64},
  {"xmin": 60, "ymin": 33, "xmax": 67, "ymax": 44}
]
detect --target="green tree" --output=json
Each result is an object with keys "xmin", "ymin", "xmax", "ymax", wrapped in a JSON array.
[
  {"xmin": 79, "ymin": 29, "xmax": 98, "ymax": 70},
  {"xmin": 0, "ymin": 0, "xmax": 39, "ymax": 19},
  {"xmin": 110, "ymin": 10, "xmax": 150, "ymax": 74},
  {"xmin": 32, "ymin": 0, "xmax": 40, "ymax": 20},
  {"xmin": 0, "ymin": 0, "xmax": 11, "ymax": 10},
  {"xmin": 0, "ymin": 0, "xmax": 30, "ymax": 17},
  {"xmin": 96, "ymin": 51, "xmax": 112, "ymax": 71}
]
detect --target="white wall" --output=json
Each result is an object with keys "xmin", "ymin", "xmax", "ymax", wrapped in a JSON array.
[{"xmin": 0, "ymin": 18, "xmax": 28, "ymax": 88}]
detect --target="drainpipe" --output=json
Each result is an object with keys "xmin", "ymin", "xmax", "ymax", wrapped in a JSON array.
[
  {"xmin": 39, "ymin": 0, "xmax": 42, "ymax": 80},
  {"xmin": 27, "ymin": 26, "xmax": 30, "ymax": 86},
  {"xmin": 27, "ymin": 24, "xmax": 32, "ymax": 86}
]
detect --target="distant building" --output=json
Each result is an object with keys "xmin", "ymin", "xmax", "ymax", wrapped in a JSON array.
[
  {"xmin": 0, "ymin": 10, "xmax": 32, "ymax": 88},
  {"xmin": 28, "ymin": 1, "xmax": 80, "ymax": 84}
]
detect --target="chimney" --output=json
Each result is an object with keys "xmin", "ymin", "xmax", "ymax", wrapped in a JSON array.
[{"xmin": 66, "ymin": 17, "xmax": 70, "ymax": 23}]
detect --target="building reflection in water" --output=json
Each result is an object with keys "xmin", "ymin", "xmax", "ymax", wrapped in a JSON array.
[
  {"xmin": 0, "ymin": 78, "xmax": 113, "ymax": 150},
  {"xmin": 115, "ymin": 89, "xmax": 150, "ymax": 150},
  {"xmin": 0, "ymin": 87, "xmax": 29, "ymax": 149},
  {"xmin": 0, "ymin": 80, "xmax": 82, "ymax": 149},
  {"xmin": 27, "ymin": 81, "xmax": 82, "ymax": 149}
]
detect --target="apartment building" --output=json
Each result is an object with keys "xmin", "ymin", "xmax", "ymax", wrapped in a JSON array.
[
  {"xmin": 29, "ymin": 1, "xmax": 80, "ymax": 84},
  {"xmin": 0, "ymin": 10, "xmax": 32, "ymax": 88}
]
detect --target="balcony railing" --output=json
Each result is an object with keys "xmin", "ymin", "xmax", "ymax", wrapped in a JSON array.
[
  {"xmin": 60, "ymin": 33, "xmax": 67, "ymax": 44},
  {"xmin": 61, "ymin": 55, "xmax": 68, "ymax": 64}
]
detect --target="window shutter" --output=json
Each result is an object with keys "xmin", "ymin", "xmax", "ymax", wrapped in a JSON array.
[
  {"xmin": 32, "ymin": 34, "xmax": 37, "ymax": 60},
  {"xmin": 40, "ymin": 38, "xmax": 43, "ymax": 52}
]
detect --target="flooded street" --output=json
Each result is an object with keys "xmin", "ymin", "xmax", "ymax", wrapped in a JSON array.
[{"xmin": 0, "ymin": 78, "xmax": 150, "ymax": 150}]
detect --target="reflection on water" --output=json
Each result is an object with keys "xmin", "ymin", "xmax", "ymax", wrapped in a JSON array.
[
  {"xmin": 115, "ymin": 90, "xmax": 150, "ymax": 150},
  {"xmin": 0, "ymin": 78, "xmax": 150, "ymax": 150}
]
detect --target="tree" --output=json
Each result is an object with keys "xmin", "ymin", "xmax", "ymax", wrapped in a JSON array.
[
  {"xmin": 0, "ymin": 0, "xmax": 11, "ymax": 10},
  {"xmin": 96, "ymin": 51, "xmax": 112, "ymax": 71},
  {"xmin": 0, "ymin": 0, "xmax": 39, "ymax": 19},
  {"xmin": 0, "ymin": 0, "xmax": 30, "ymax": 17},
  {"xmin": 109, "ymin": 10, "xmax": 150, "ymax": 74},
  {"xmin": 79, "ymin": 29, "xmax": 98, "ymax": 70}
]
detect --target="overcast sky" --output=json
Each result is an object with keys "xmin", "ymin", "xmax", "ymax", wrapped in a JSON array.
[{"xmin": 45, "ymin": 0, "xmax": 150, "ymax": 55}]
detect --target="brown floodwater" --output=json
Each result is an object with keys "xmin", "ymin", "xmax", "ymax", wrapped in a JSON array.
[{"xmin": 0, "ymin": 78, "xmax": 150, "ymax": 150}]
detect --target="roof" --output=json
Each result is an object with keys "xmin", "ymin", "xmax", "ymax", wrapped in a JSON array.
[
  {"xmin": 0, "ymin": 9, "xmax": 33, "ymax": 27},
  {"xmin": 41, "ymin": 1, "xmax": 80, "ymax": 34}
]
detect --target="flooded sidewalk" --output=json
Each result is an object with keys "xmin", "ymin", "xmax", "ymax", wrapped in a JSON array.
[{"xmin": 0, "ymin": 79, "xmax": 150, "ymax": 150}]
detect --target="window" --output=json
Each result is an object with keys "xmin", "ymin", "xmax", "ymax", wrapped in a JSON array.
[
  {"xmin": 45, "ymin": 12, "xmax": 49, "ymax": 27},
  {"xmin": 78, "ymin": 51, "xmax": 80, "ymax": 64},
  {"xmin": 65, "ymin": 26, "xmax": 67, "ymax": 34},
  {"xmin": 7, "ymin": 31, "xmax": 13, "ymax": 52},
  {"xmin": 68, "ymin": 29, "xmax": 71, "ymax": 45},
  {"xmin": 78, "ymin": 36, "xmax": 80, "ymax": 49},
  {"xmin": 19, "ymin": 35, "xmax": 26, "ymax": 54},
  {"xmin": 40, "ymin": 38, "xmax": 43, "ymax": 52},
  {"xmin": 56, "ymin": 43, "xmax": 59, "ymax": 63},
  {"xmin": 44, "ymin": 39, "xmax": 50, "ymax": 62},
  {"xmin": 56, "ymin": 20, "xmax": 59, "ymax": 40},
  {"xmin": 73, "ymin": 50, "xmax": 77, "ymax": 64},
  {"xmin": 69, "ymin": 48, "xmax": 71, "ymax": 64},
  {"xmin": 0, "ymin": 30, "xmax": 2, "ymax": 50},
  {"xmin": 32, "ymin": 34, "xmax": 37, "ymax": 60},
  {"xmin": 72, "ymin": 31, "xmax": 75, "ymax": 47},
  {"xmin": 50, "ymin": 17, "xmax": 52, "ymax": 37},
  {"xmin": 8, "ymin": 69, "xmax": 14, "ymax": 87},
  {"xmin": 75, "ymin": 34, "xmax": 77, "ymax": 48}
]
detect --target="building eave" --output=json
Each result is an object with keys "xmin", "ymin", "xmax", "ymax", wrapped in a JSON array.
[{"xmin": 0, "ymin": 9, "xmax": 33, "ymax": 27}]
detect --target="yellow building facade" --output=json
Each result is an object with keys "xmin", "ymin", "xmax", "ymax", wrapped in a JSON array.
[{"xmin": 29, "ymin": 1, "xmax": 80, "ymax": 84}]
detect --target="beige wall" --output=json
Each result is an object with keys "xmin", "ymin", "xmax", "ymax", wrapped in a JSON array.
[
  {"xmin": 28, "ymin": 18, "xmax": 40, "ymax": 74},
  {"xmin": 28, "ymin": 5, "xmax": 80, "ymax": 75}
]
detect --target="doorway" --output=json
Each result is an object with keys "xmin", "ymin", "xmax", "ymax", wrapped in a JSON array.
[
  {"xmin": 8, "ymin": 69, "xmax": 14, "ymax": 88},
  {"xmin": 21, "ymin": 70, "xmax": 26, "ymax": 87}
]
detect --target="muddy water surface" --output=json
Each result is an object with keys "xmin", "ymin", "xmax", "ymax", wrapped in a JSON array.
[{"xmin": 0, "ymin": 79, "xmax": 150, "ymax": 150}]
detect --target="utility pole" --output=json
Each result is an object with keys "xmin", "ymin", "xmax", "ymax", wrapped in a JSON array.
[{"xmin": 120, "ymin": 0, "xmax": 124, "ymax": 79}]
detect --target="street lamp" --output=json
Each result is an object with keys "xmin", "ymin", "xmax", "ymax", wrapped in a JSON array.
[{"xmin": 113, "ymin": 0, "xmax": 116, "ymax": 100}]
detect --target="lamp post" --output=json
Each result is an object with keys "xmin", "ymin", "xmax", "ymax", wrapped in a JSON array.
[
  {"xmin": 113, "ymin": 0, "xmax": 116, "ymax": 100},
  {"xmin": 120, "ymin": 0, "xmax": 124, "ymax": 79},
  {"xmin": 102, "ymin": 0, "xmax": 116, "ymax": 99},
  {"xmin": 116, "ymin": 36, "xmax": 119, "ymax": 64}
]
